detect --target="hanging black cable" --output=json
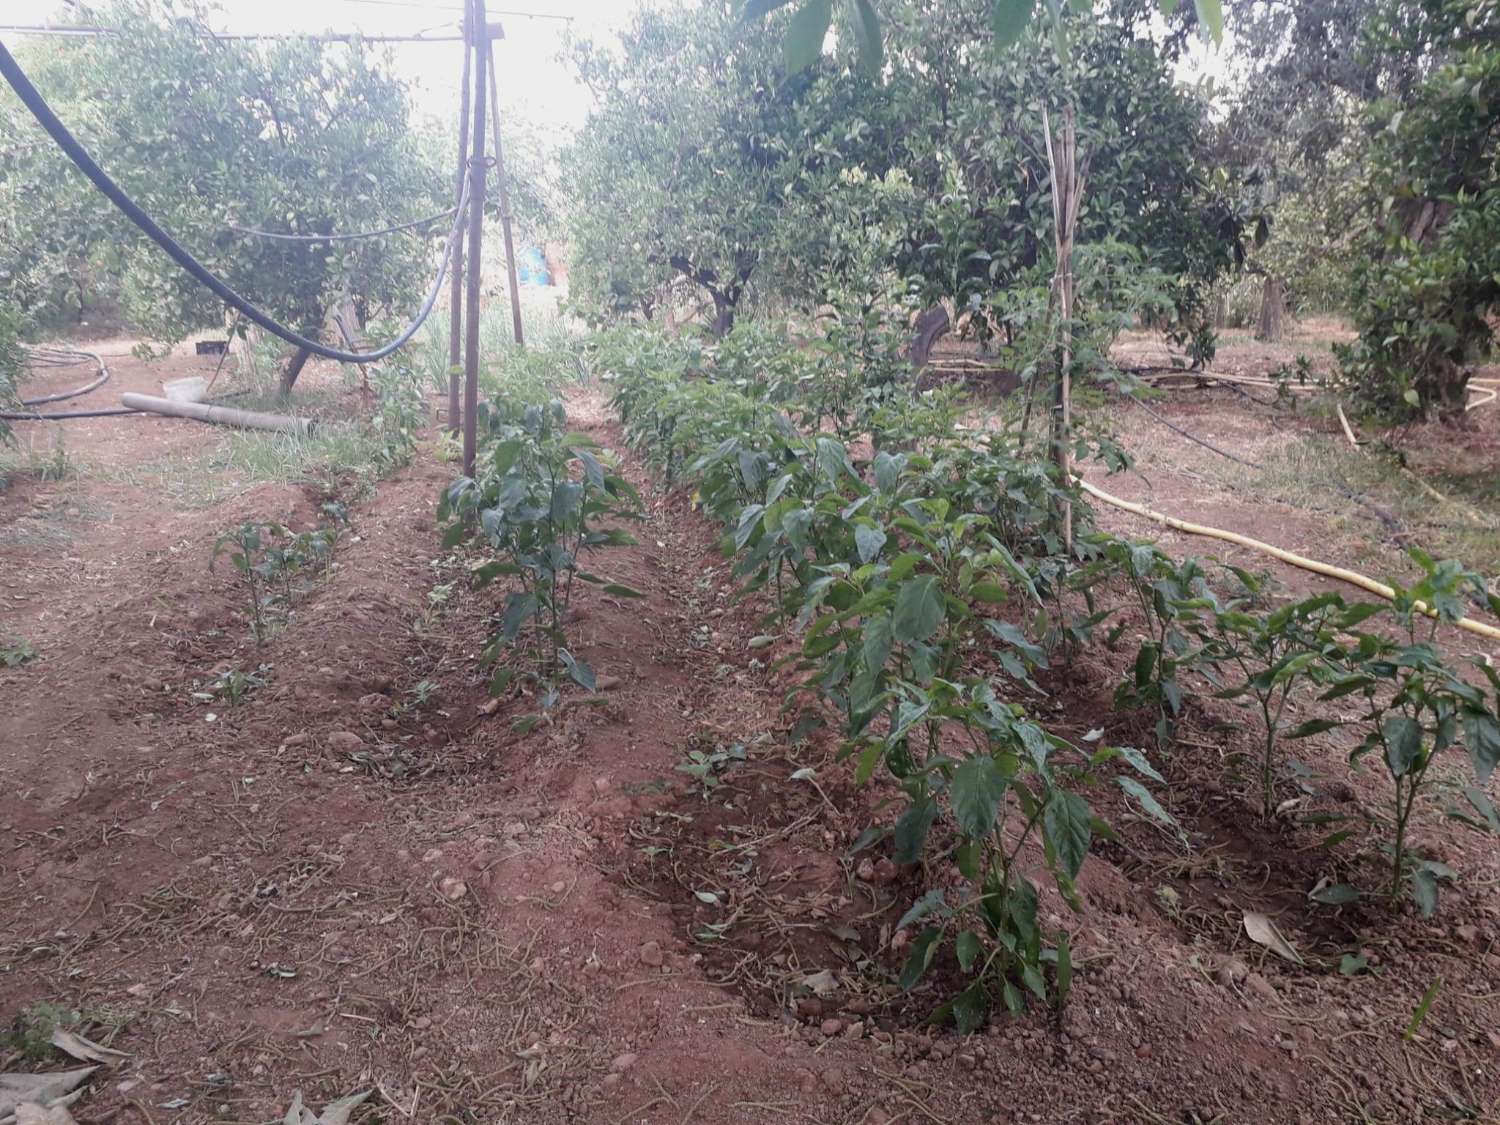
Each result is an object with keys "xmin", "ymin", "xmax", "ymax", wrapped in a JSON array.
[
  {"xmin": 0, "ymin": 41, "xmax": 467, "ymax": 365},
  {"xmin": 226, "ymin": 205, "xmax": 459, "ymax": 243}
]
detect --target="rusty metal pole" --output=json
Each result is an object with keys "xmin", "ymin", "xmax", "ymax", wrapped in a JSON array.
[
  {"xmin": 445, "ymin": 2, "xmax": 473, "ymax": 436},
  {"xmin": 486, "ymin": 31, "xmax": 524, "ymax": 347},
  {"xmin": 461, "ymin": 0, "xmax": 489, "ymax": 477}
]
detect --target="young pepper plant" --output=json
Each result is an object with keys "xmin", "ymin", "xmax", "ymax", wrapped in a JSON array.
[
  {"xmin": 1212, "ymin": 580, "xmax": 1374, "ymax": 820},
  {"xmin": 1306, "ymin": 555, "xmax": 1500, "ymax": 913},
  {"xmin": 439, "ymin": 399, "xmax": 643, "ymax": 719},
  {"xmin": 855, "ymin": 680, "xmax": 1175, "ymax": 1030}
]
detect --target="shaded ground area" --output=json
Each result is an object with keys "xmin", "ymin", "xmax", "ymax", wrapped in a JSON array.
[{"xmin": 1, "ymin": 334, "xmax": 1498, "ymax": 1124}]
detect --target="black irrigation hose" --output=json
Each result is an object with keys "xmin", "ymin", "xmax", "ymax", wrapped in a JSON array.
[
  {"xmin": 1126, "ymin": 393, "xmax": 1263, "ymax": 469},
  {"xmin": 0, "ymin": 406, "xmax": 141, "ymax": 420},
  {"xmin": 0, "ymin": 42, "xmax": 467, "ymax": 365},
  {"xmin": 1123, "ymin": 388, "xmax": 1415, "ymax": 540},
  {"xmin": 227, "ymin": 205, "xmax": 459, "ymax": 243},
  {"xmin": 19, "ymin": 348, "xmax": 110, "ymax": 405},
  {"xmin": 2, "ymin": 388, "xmax": 252, "ymax": 422}
]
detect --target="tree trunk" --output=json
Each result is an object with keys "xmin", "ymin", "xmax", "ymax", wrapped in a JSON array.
[
  {"xmin": 909, "ymin": 304, "xmax": 951, "ymax": 369},
  {"xmin": 710, "ymin": 293, "xmax": 736, "ymax": 337},
  {"xmin": 1427, "ymin": 361, "xmax": 1471, "ymax": 424},
  {"xmin": 1255, "ymin": 277, "xmax": 1286, "ymax": 343},
  {"xmin": 1213, "ymin": 292, "xmax": 1227, "ymax": 331},
  {"xmin": 280, "ymin": 345, "xmax": 313, "ymax": 396}
]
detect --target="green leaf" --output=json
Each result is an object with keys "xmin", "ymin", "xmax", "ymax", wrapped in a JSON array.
[
  {"xmin": 991, "ymin": 0, "xmax": 1036, "ymax": 48},
  {"xmin": 784, "ymin": 0, "xmax": 834, "ymax": 73},
  {"xmin": 855, "ymin": 523, "xmax": 887, "ymax": 564},
  {"xmin": 1310, "ymin": 883, "xmax": 1360, "ymax": 906},
  {"xmin": 1043, "ymin": 791, "xmax": 1092, "ymax": 879},
  {"xmin": 893, "ymin": 575, "xmax": 945, "ymax": 644},
  {"xmin": 1133, "ymin": 641, "xmax": 1158, "ymax": 687},
  {"xmin": 1462, "ymin": 786, "xmax": 1500, "ymax": 832},
  {"xmin": 898, "ymin": 927, "xmax": 943, "ymax": 990},
  {"xmin": 1054, "ymin": 929, "xmax": 1073, "ymax": 1010},
  {"xmin": 500, "ymin": 592, "xmax": 539, "ymax": 643},
  {"xmin": 955, "ymin": 930, "xmax": 983, "ymax": 972},
  {"xmin": 951, "ymin": 756, "xmax": 1009, "ymax": 838},
  {"xmin": 952, "ymin": 983, "xmax": 987, "ymax": 1034},
  {"xmin": 862, "ymin": 612, "xmax": 894, "ymax": 676},
  {"xmin": 1410, "ymin": 866, "xmax": 1440, "ymax": 917},
  {"xmin": 1117, "ymin": 776, "xmax": 1179, "ymax": 831},
  {"xmin": 1463, "ymin": 712, "xmax": 1500, "ymax": 784},
  {"xmin": 1192, "ymin": 0, "xmax": 1223, "ymax": 43},
  {"xmin": 559, "ymin": 650, "xmax": 596, "ymax": 691},
  {"xmin": 602, "ymin": 583, "xmax": 646, "ymax": 598},
  {"xmin": 1108, "ymin": 745, "xmax": 1164, "ymax": 783},
  {"xmin": 1287, "ymin": 718, "xmax": 1341, "ymax": 739},
  {"xmin": 1340, "ymin": 953, "xmax": 1370, "ymax": 976},
  {"xmin": 894, "ymin": 796, "xmax": 938, "ymax": 864},
  {"xmin": 873, "ymin": 451, "xmax": 903, "ymax": 492},
  {"xmin": 896, "ymin": 888, "xmax": 947, "ymax": 931},
  {"xmin": 847, "ymin": 0, "xmax": 883, "ymax": 77},
  {"xmin": 1404, "ymin": 977, "xmax": 1442, "ymax": 1039},
  {"xmin": 971, "ymin": 582, "xmax": 1009, "ymax": 605},
  {"xmin": 1383, "ymin": 715, "xmax": 1423, "ymax": 778},
  {"xmin": 742, "ymin": 0, "xmax": 797, "ymax": 19}
]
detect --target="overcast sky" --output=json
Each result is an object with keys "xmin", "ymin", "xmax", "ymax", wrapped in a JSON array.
[
  {"xmin": 3, "ymin": 0, "xmax": 634, "ymax": 134},
  {"xmin": 4, "ymin": 1, "xmax": 1233, "ymax": 135}
]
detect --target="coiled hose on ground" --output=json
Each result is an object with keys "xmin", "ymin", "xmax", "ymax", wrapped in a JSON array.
[{"xmin": 0, "ymin": 346, "xmax": 141, "ymax": 420}]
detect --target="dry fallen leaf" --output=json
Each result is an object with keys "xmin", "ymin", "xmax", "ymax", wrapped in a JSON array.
[
  {"xmin": 798, "ymin": 969, "xmax": 838, "ymax": 996},
  {"xmin": 1243, "ymin": 910, "xmax": 1304, "ymax": 965},
  {"xmin": 0, "ymin": 1067, "xmax": 96, "ymax": 1123},
  {"xmin": 15, "ymin": 1102, "xmax": 79, "ymax": 1125},
  {"xmin": 49, "ymin": 1030, "xmax": 128, "ymax": 1067},
  {"xmin": 282, "ymin": 1089, "xmax": 370, "ymax": 1125}
]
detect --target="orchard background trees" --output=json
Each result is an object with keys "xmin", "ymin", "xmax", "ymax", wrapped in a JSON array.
[
  {"xmin": 564, "ymin": 0, "xmax": 1254, "ymax": 373},
  {"xmin": 0, "ymin": 0, "xmax": 449, "ymax": 372}
]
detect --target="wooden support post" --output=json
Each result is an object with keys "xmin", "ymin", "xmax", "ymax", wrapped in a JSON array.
[
  {"xmin": 1042, "ymin": 103, "xmax": 1085, "ymax": 554},
  {"xmin": 486, "ymin": 28, "xmax": 524, "ymax": 347},
  {"xmin": 461, "ymin": 0, "xmax": 489, "ymax": 478},
  {"xmin": 446, "ymin": 3, "xmax": 473, "ymax": 436},
  {"xmin": 280, "ymin": 344, "xmax": 312, "ymax": 396}
]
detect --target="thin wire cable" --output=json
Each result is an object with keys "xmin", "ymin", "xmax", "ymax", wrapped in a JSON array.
[
  {"xmin": 0, "ymin": 25, "xmax": 465, "ymax": 42},
  {"xmin": 0, "ymin": 41, "xmax": 468, "ymax": 365},
  {"xmin": 227, "ymin": 204, "xmax": 459, "ymax": 243}
]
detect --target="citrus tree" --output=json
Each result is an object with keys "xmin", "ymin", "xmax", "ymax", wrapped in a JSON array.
[
  {"xmin": 0, "ymin": 0, "xmax": 448, "ymax": 376},
  {"xmin": 566, "ymin": 0, "xmax": 1248, "ymax": 350},
  {"xmin": 1338, "ymin": 0, "xmax": 1500, "ymax": 420}
]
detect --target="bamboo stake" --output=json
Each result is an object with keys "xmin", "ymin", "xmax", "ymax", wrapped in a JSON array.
[
  {"xmin": 1042, "ymin": 103, "xmax": 1085, "ymax": 553},
  {"xmin": 486, "ymin": 30, "xmax": 525, "ymax": 347},
  {"xmin": 461, "ymin": 0, "xmax": 489, "ymax": 477},
  {"xmin": 446, "ymin": 6, "xmax": 473, "ymax": 436}
]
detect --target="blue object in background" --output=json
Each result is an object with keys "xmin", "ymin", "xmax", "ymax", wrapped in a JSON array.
[{"xmin": 517, "ymin": 246, "xmax": 550, "ymax": 286}]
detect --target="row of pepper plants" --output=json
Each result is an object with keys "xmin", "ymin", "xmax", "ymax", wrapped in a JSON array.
[{"xmin": 442, "ymin": 323, "xmax": 1500, "ymax": 1030}]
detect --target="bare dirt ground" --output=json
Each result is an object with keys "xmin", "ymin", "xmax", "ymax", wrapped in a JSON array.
[{"xmin": 2, "ymin": 333, "xmax": 1499, "ymax": 1124}]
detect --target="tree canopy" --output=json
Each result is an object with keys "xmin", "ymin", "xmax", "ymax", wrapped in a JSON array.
[
  {"xmin": 564, "ymin": 0, "xmax": 1251, "ymax": 357},
  {"xmin": 1, "ymin": 0, "xmax": 449, "ymax": 350}
]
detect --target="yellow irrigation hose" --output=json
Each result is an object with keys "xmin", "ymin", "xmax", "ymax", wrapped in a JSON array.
[{"xmin": 1075, "ymin": 477, "xmax": 1500, "ymax": 646}]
